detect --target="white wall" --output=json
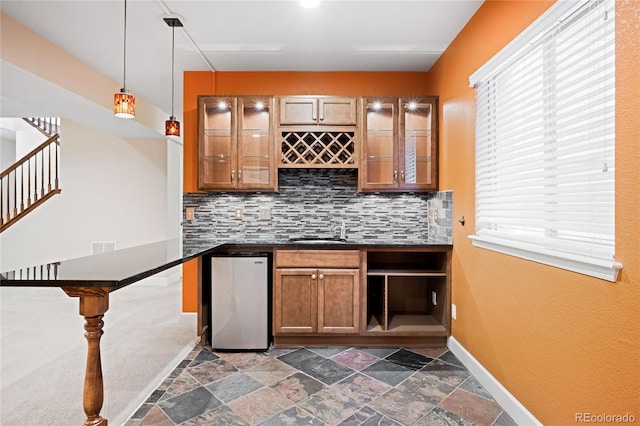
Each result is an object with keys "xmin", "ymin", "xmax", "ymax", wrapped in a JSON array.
[
  {"xmin": 15, "ymin": 125, "xmax": 44, "ymax": 159},
  {"xmin": 0, "ymin": 133, "xmax": 16, "ymax": 171},
  {"xmin": 0, "ymin": 118, "xmax": 44, "ymax": 170},
  {"xmin": 0, "ymin": 117, "xmax": 45, "ymax": 161},
  {"xmin": 0, "ymin": 118, "xmax": 169, "ymax": 271}
]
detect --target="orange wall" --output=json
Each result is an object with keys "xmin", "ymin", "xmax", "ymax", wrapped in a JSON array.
[
  {"xmin": 181, "ymin": 71, "xmax": 430, "ymax": 311},
  {"xmin": 181, "ymin": 71, "xmax": 215, "ymax": 312},
  {"xmin": 427, "ymin": 0, "xmax": 640, "ymax": 423}
]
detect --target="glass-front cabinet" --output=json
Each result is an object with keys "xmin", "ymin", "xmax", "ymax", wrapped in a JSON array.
[
  {"xmin": 359, "ymin": 96, "xmax": 438, "ymax": 192},
  {"xmin": 198, "ymin": 96, "xmax": 276, "ymax": 191},
  {"xmin": 360, "ymin": 97, "xmax": 397, "ymax": 189}
]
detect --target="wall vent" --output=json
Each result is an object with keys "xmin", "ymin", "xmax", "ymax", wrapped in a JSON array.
[{"xmin": 91, "ymin": 241, "xmax": 117, "ymax": 255}]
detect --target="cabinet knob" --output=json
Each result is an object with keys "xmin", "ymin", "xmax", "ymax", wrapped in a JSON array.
[
  {"xmin": 311, "ymin": 274, "xmax": 317, "ymax": 280},
  {"xmin": 400, "ymin": 170, "xmax": 405, "ymax": 182},
  {"xmin": 231, "ymin": 170, "xmax": 235, "ymax": 182},
  {"xmin": 393, "ymin": 171, "xmax": 398, "ymax": 183},
  {"xmin": 319, "ymin": 274, "xmax": 324, "ymax": 280}
]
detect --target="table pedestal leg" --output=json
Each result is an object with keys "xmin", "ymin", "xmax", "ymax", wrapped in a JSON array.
[{"xmin": 64, "ymin": 288, "xmax": 110, "ymax": 426}]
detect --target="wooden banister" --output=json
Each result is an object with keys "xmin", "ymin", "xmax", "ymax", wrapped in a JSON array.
[
  {"xmin": 23, "ymin": 117, "xmax": 60, "ymax": 138},
  {"xmin": 0, "ymin": 133, "xmax": 61, "ymax": 233}
]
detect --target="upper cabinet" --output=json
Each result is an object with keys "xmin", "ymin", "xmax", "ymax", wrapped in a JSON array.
[
  {"xmin": 198, "ymin": 96, "xmax": 277, "ymax": 191},
  {"xmin": 359, "ymin": 97, "xmax": 438, "ymax": 192},
  {"xmin": 196, "ymin": 94, "xmax": 436, "ymax": 191},
  {"xmin": 278, "ymin": 96, "xmax": 359, "ymax": 168},
  {"xmin": 279, "ymin": 97, "xmax": 357, "ymax": 126}
]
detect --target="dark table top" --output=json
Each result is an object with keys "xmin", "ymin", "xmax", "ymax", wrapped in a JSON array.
[{"xmin": 0, "ymin": 239, "xmax": 222, "ymax": 289}]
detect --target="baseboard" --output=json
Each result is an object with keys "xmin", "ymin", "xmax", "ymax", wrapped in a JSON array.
[
  {"xmin": 447, "ymin": 336, "xmax": 542, "ymax": 426},
  {"xmin": 180, "ymin": 312, "xmax": 198, "ymax": 326},
  {"xmin": 114, "ymin": 335, "xmax": 200, "ymax": 426}
]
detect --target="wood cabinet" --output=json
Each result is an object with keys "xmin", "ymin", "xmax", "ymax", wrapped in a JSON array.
[
  {"xmin": 364, "ymin": 249, "xmax": 451, "ymax": 339},
  {"xmin": 359, "ymin": 97, "xmax": 438, "ymax": 192},
  {"xmin": 274, "ymin": 268, "xmax": 317, "ymax": 334},
  {"xmin": 279, "ymin": 97, "xmax": 357, "ymax": 126},
  {"xmin": 277, "ymin": 96, "xmax": 359, "ymax": 168},
  {"xmin": 198, "ymin": 96, "xmax": 277, "ymax": 191},
  {"xmin": 196, "ymin": 94, "xmax": 438, "ymax": 184},
  {"xmin": 273, "ymin": 250, "xmax": 360, "ymax": 338}
]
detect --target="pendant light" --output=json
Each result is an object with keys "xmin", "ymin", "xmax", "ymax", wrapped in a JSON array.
[
  {"xmin": 114, "ymin": 0, "xmax": 135, "ymax": 118},
  {"xmin": 164, "ymin": 16, "xmax": 183, "ymax": 137}
]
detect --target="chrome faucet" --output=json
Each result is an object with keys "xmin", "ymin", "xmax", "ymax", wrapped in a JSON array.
[{"xmin": 333, "ymin": 220, "xmax": 346, "ymax": 240}]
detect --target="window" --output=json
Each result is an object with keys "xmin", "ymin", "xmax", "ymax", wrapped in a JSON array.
[{"xmin": 469, "ymin": 0, "xmax": 621, "ymax": 281}]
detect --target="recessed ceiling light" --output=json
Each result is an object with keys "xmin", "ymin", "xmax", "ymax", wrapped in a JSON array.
[{"xmin": 300, "ymin": 0, "xmax": 320, "ymax": 8}]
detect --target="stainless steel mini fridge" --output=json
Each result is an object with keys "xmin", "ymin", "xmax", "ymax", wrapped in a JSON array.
[{"xmin": 211, "ymin": 255, "xmax": 268, "ymax": 350}]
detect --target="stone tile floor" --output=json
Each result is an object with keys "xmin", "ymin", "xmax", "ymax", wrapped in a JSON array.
[{"xmin": 124, "ymin": 346, "xmax": 517, "ymax": 426}]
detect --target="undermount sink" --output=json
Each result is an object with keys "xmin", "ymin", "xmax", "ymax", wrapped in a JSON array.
[{"xmin": 287, "ymin": 236, "xmax": 347, "ymax": 244}]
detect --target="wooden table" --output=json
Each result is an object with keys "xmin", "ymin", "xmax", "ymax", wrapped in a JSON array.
[{"xmin": 0, "ymin": 239, "xmax": 218, "ymax": 426}]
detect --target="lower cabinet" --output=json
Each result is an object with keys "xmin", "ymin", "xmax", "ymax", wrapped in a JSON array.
[
  {"xmin": 272, "ymin": 247, "xmax": 451, "ymax": 347},
  {"xmin": 318, "ymin": 269, "xmax": 360, "ymax": 333},
  {"xmin": 274, "ymin": 267, "xmax": 360, "ymax": 334},
  {"xmin": 273, "ymin": 250, "xmax": 361, "ymax": 339},
  {"xmin": 365, "ymin": 249, "xmax": 451, "ymax": 338}
]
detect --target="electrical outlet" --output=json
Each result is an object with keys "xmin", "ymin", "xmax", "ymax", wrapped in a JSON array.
[
  {"xmin": 185, "ymin": 207, "xmax": 195, "ymax": 221},
  {"xmin": 235, "ymin": 207, "xmax": 243, "ymax": 219},
  {"xmin": 432, "ymin": 291, "xmax": 437, "ymax": 305},
  {"xmin": 259, "ymin": 207, "xmax": 272, "ymax": 220},
  {"xmin": 452, "ymin": 303, "xmax": 457, "ymax": 320}
]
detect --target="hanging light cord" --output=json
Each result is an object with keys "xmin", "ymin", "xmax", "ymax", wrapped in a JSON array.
[
  {"xmin": 171, "ymin": 25, "xmax": 175, "ymax": 117},
  {"xmin": 123, "ymin": 0, "xmax": 128, "ymax": 90}
]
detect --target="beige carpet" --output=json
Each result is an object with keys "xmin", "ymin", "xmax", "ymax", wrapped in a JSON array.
[{"xmin": 0, "ymin": 278, "xmax": 198, "ymax": 426}]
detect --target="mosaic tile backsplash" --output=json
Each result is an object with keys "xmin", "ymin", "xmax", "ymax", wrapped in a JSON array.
[{"xmin": 183, "ymin": 170, "xmax": 453, "ymax": 245}]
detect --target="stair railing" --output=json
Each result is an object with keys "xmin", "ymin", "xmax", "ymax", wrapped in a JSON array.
[
  {"xmin": 0, "ymin": 134, "xmax": 61, "ymax": 232},
  {"xmin": 24, "ymin": 117, "xmax": 60, "ymax": 137}
]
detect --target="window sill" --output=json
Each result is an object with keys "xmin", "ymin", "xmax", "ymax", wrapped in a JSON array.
[{"xmin": 469, "ymin": 235, "xmax": 622, "ymax": 282}]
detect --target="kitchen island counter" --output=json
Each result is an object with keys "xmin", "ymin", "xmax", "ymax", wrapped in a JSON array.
[
  {"xmin": 0, "ymin": 238, "xmax": 222, "ymax": 426},
  {"xmin": 0, "ymin": 238, "xmax": 222, "ymax": 288}
]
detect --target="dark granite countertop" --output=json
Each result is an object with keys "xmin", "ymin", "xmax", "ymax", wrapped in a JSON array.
[
  {"xmin": 186, "ymin": 238, "xmax": 452, "ymax": 252},
  {"xmin": 1, "ymin": 238, "xmax": 451, "ymax": 288},
  {"xmin": 213, "ymin": 241, "xmax": 453, "ymax": 250},
  {"xmin": 0, "ymin": 239, "xmax": 223, "ymax": 288}
]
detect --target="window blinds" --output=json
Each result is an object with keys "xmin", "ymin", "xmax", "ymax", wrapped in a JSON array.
[{"xmin": 469, "ymin": 0, "xmax": 621, "ymax": 281}]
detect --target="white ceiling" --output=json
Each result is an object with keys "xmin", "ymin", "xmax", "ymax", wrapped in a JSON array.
[{"xmin": 1, "ymin": 0, "xmax": 482, "ymax": 135}]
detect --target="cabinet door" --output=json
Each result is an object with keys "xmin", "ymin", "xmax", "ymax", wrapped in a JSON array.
[
  {"xmin": 360, "ymin": 97, "xmax": 399, "ymax": 191},
  {"xmin": 198, "ymin": 97, "xmax": 238, "ymax": 190},
  {"xmin": 279, "ymin": 97, "xmax": 318, "ymax": 125},
  {"xmin": 317, "ymin": 268, "xmax": 360, "ymax": 334},
  {"xmin": 237, "ymin": 97, "xmax": 276, "ymax": 190},
  {"xmin": 318, "ymin": 97, "xmax": 357, "ymax": 125},
  {"xmin": 399, "ymin": 97, "xmax": 438, "ymax": 191},
  {"xmin": 274, "ymin": 268, "xmax": 317, "ymax": 334}
]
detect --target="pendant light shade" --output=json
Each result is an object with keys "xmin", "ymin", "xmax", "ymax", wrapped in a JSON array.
[
  {"xmin": 164, "ymin": 16, "xmax": 183, "ymax": 137},
  {"xmin": 114, "ymin": 89, "xmax": 135, "ymax": 118},
  {"xmin": 114, "ymin": 0, "xmax": 135, "ymax": 118},
  {"xmin": 165, "ymin": 116, "xmax": 180, "ymax": 136}
]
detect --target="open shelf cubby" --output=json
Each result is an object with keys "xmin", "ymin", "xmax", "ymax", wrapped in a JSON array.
[{"xmin": 366, "ymin": 250, "xmax": 450, "ymax": 336}]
